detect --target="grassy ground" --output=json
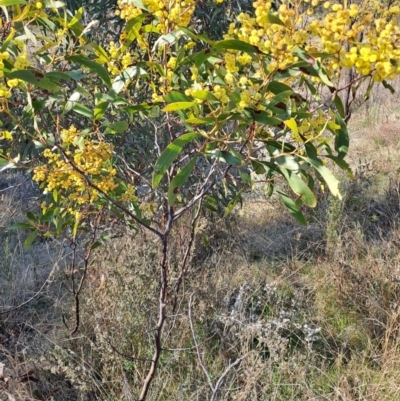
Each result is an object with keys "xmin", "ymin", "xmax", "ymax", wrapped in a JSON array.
[{"xmin": 2, "ymin": 85, "xmax": 400, "ymax": 400}]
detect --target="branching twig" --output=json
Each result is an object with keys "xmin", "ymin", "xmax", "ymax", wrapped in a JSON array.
[
  {"xmin": 188, "ymin": 294, "xmax": 246, "ymax": 401},
  {"xmin": 210, "ymin": 355, "xmax": 246, "ymax": 401},
  {"xmin": 69, "ymin": 209, "xmax": 100, "ymax": 335},
  {"xmin": 173, "ymin": 159, "xmax": 225, "ymax": 220},
  {"xmin": 188, "ymin": 293, "xmax": 215, "ymax": 393}
]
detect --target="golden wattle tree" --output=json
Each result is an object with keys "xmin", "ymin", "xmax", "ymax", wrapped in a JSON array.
[{"xmin": 1, "ymin": 0, "xmax": 400, "ymax": 398}]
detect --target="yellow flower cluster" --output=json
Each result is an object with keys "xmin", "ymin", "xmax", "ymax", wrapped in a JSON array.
[
  {"xmin": 116, "ymin": 0, "xmax": 195, "ymax": 33},
  {"xmin": 307, "ymin": 2, "xmax": 400, "ymax": 81},
  {"xmin": 13, "ymin": 52, "xmax": 29, "ymax": 70},
  {"xmin": 224, "ymin": 0, "xmax": 400, "ymax": 83},
  {"xmin": 237, "ymin": 89, "xmax": 252, "ymax": 112},
  {"xmin": 213, "ymin": 85, "xmax": 229, "ymax": 104},
  {"xmin": 0, "ymin": 85, "xmax": 11, "ymax": 98},
  {"xmin": 105, "ymin": 41, "xmax": 134, "ymax": 76},
  {"xmin": 7, "ymin": 79, "xmax": 19, "ymax": 88},
  {"xmin": 116, "ymin": 0, "xmax": 143, "ymax": 21},
  {"xmin": 224, "ymin": 53, "xmax": 239, "ymax": 74},
  {"xmin": 225, "ymin": 2, "xmax": 303, "ymax": 72},
  {"xmin": 152, "ymin": 56, "xmax": 181, "ymax": 100},
  {"xmin": 295, "ymin": 109, "xmax": 332, "ymax": 142},
  {"xmin": 0, "ymin": 130, "xmax": 12, "ymax": 140},
  {"xmin": 0, "ymin": 51, "xmax": 10, "ymax": 78},
  {"xmin": 32, "ymin": 126, "xmax": 134, "ymax": 206}
]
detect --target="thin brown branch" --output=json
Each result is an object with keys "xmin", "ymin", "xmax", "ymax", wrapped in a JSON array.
[{"xmin": 139, "ymin": 204, "xmax": 174, "ymax": 400}]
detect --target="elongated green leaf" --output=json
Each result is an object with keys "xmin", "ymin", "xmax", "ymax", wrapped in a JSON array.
[
  {"xmin": 266, "ymin": 181, "xmax": 274, "ymax": 197},
  {"xmin": 153, "ymin": 29, "xmax": 186, "ymax": 50},
  {"xmin": 305, "ymin": 142, "xmax": 318, "ymax": 160},
  {"xmin": 68, "ymin": 55, "xmax": 111, "ymax": 87},
  {"xmin": 72, "ymin": 103, "xmax": 93, "ymax": 118},
  {"xmin": 284, "ymin": 118, "xmax": 298, "ymax": 136},
  {"xmin": 186, "ymin": 117, "xmax": 216, "ymax": 124},
  {"xmin": 0, "ymin": 0, "xmax": 26, "ymax": 5},
  {"xmin": 334, "ymin": 113, "xmax": 349, "ymax": 159},
  {"xmin": 165, "ymin": 92, "xmax": 192, "ymax": 102},
  {"xmin": 112, "ymin": 65, "xmax": 148, "ymax": 94},
  {"xmin": 45, "ymin": 71, "xmax": 71, "ymax": 83},
  {"xmin": 129, "ymin": 0, "xmax": 147, "ymax": 10},
  {"xmin": 24, "ymin": 25, "xmax": 37, "ymax": 46},
  {"xmin": 334, "ymin": 95, "xmax": 345, "ymax": 119},
  {"xmin": 63, "ymin": 91, "xmax": 80, "ymax": 115},
  {"xmin": 66, "ymin": 70, "xmax": 84, "ymax": 80},
  {"xmin": 268, "ymin": 90, "xmax": 293, "ymax": 107},
  {"xmin": 105, "ymin": 121, "xmax": 129, "ymax": 134},
  {"xmin": 280, "ymin": 168, "xmax": 317, "ymax": 207},
  {"xmin": 223, "ymin": 188, "xmax": 245, "ymax": 218},
  {"xmin": 152, "ymin": 133, "xmax": 200, "ymax": 188},
  {"xmin": 277, "ymin": 191, "xmax": 307, "ymax": 225},
  {"xmin": 168, "ymin": 156, "xmax": 197, "ymax": 205},
  {"xmin": 24, "ymin": 231, "xmax": 38, "ymax": 250},
  {"xmin": 119, "ymin": 104, "xmax": 152, "ymax": 114},
  {"xmin": 293, "ymin": 47, "xmax": 334, "ymax": 87},
  {"xmin": 267, "ymin": 81, "xmax": 293, "ymax": 94},
  {"xmin": 214, "ymin": 39, "xmax": 258, "ymax": 54},
  {"xmin": 303, "ymin": 78, "xmax": 317, "ymax": 95},
  {"xmin": 6, "ymin": 70, "xmax": 60, "ymax": 92},
  {"xmin": 9, "ymin": 222, "xmax": 32, "ymax": 230},
  {"xmin": 204, "ymin": 196, "xmax": 218, "ymax": 213},
  {"xmin": 120, "ymin": 14, "xmax": 145, "ymax": 52},
  {"xmin": 162, "ymin": 102, "xmax": 196, "ymax": 112},
  {"xmin": 68, "ymin": 7, "xmax": 83, "ymax": 28},
  {"xmin": 314, "ymin": 59, "xmax": 334, "ymax": 87},
  {"xmin": 275, "ymin": 155, "xmax": 300, "ymax": 173},
  {"xmin": 94, "ymin": 101, "xmax": 108, "ymax": 120},
  {"xmin": 191, "ymin": 90, "xmax": 219, "ymax": 102},
  {"xmin": 207, "ymin": 149, "xmax": 243, "ymax": 166},
  {"xmin": 327, "ymin": 155, "xmax": 354, "ymax": 179},
  {"xmin": 304, "ymin": 157, "xmax": 342, "ymax": 199},
  {"xmin": 251, "ymin": 160, "xmax": 266, "ymax": 174},
  {"xmin": 52, "ymin": 188, "xmax": 58, "ymax": 202},
  {"xmin": 249, "ymin": 110, "xmax": 282, "ymax": 126}
]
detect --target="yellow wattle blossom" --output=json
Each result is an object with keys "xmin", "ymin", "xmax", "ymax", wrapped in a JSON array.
[
  {"xmin": 222, "ymin": 0, "xmax": 400, "ymax": 83},
  {"xmin": 7, "ymin": 79, "xmax": 19, "ymax": 88},
  {"xmin": 167, "ymin": 56, "xmax": 177, "ymax": 69},
  {"xmin": 13, "ymin": 52, "xmax": 29, "ymax": 70},
  {"xmin": 0, "ymin": 130, "xmax": 12, "ymax": 140},
  {"xmin": 33, "ymin": 126, "xmax": 135, "ymax": 209},
  {"xmin": 117, "ymin": 0, "xmax": 195, "ymax": 33},
  {"xmin": 213, "ymin": 85, "xmax": 229, "ymax": 104},
  {"xmin": 0, "ymin": 85, "xmax": 11, "ymax": 98}
]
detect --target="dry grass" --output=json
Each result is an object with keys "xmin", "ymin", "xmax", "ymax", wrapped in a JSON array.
[{"xmin": 2, "ymin": 85, "xmax": 400, "ymax": 400}]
